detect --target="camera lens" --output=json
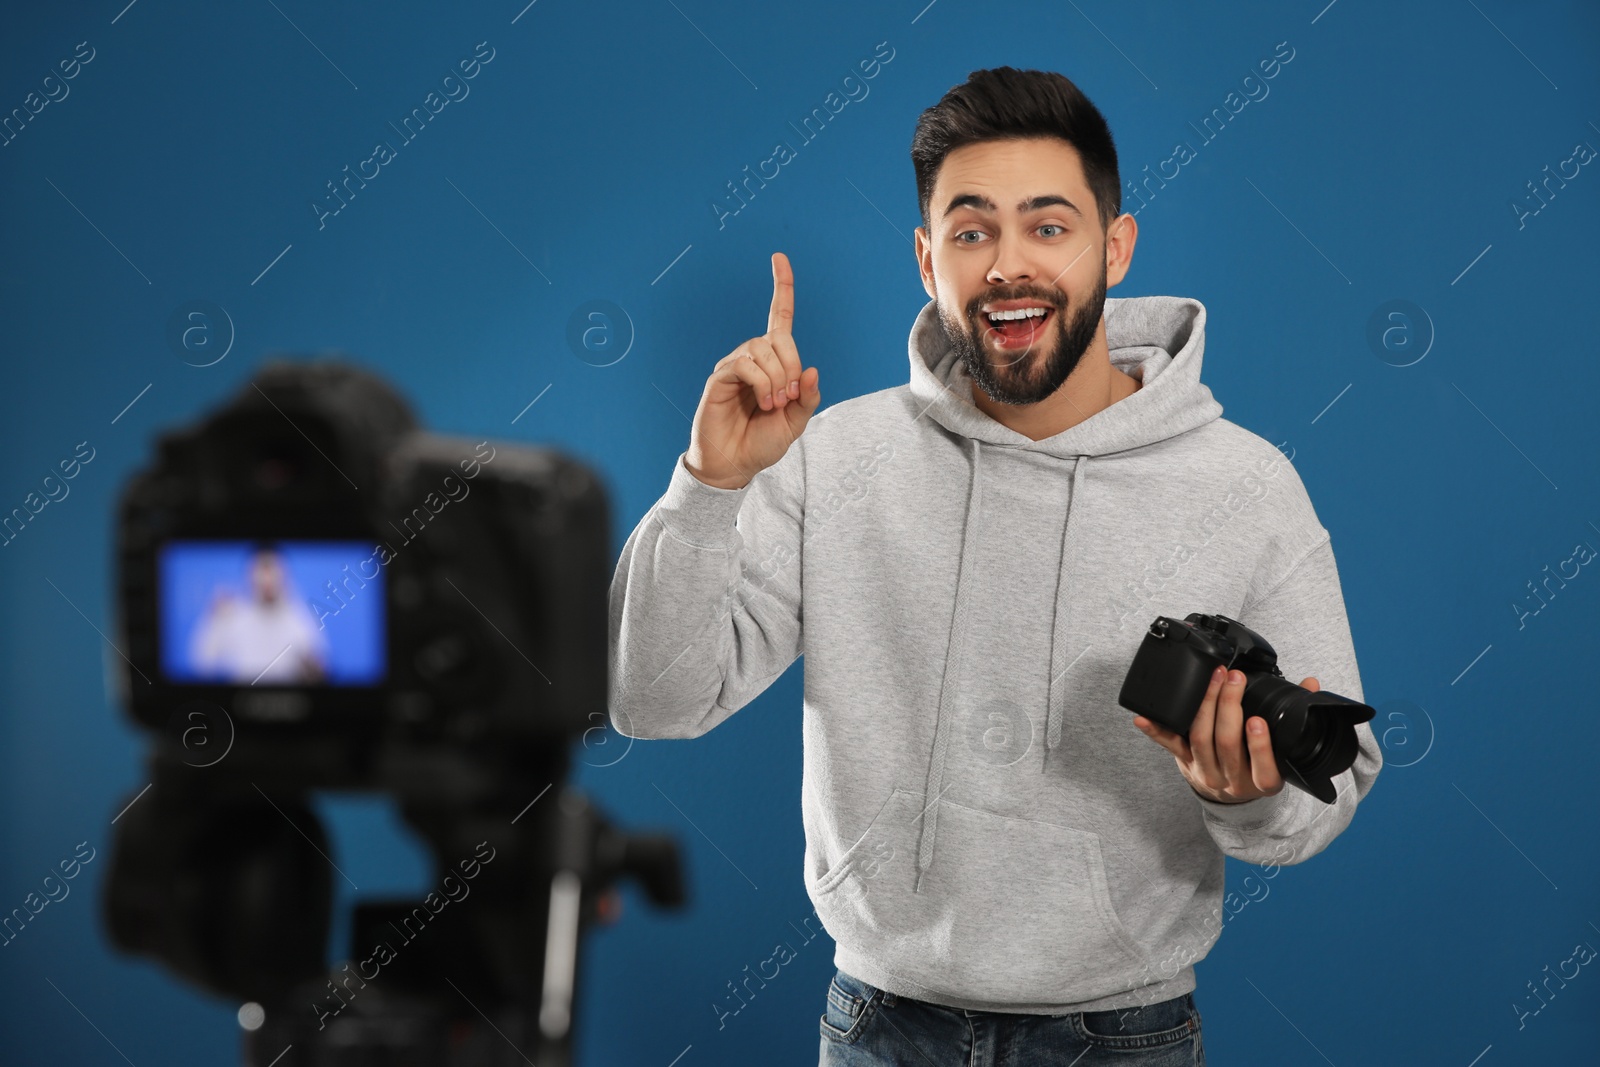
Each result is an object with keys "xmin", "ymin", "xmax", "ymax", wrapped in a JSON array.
[{"xmin": 1247, "ymin": 677, "xmax": 1370, "ymax": 802}]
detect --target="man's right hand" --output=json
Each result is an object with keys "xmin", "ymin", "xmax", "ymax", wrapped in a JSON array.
[{"xmin": 684, "ymin": 251, "xmax": 822, "ymax": 490}]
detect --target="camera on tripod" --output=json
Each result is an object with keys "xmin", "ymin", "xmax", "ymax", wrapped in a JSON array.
[{"xmin": 103, "ymin": 360, "xmax": 684, "ymax": 1066}]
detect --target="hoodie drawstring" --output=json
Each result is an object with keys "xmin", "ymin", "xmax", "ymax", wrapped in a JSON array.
[
  {"xmin": 914, "ymin": 437, "xmax": 985, "ymax": 892},
  {"xmin": 1045, "ymin": 456, "xmax": 1091, "ymax": 755},
  {"xmin": 913, "ymin": 445, "xmax": 1093, "ymax": 890}
]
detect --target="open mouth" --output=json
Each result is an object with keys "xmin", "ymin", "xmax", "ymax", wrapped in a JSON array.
[{"xmin": 982, "ymin": 306, "xmax": 1054, "ymax": 348}]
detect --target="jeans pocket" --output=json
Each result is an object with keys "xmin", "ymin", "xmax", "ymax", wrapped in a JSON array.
[
  {"xmin": 819, "ymin": 970, "xmax": 879, "ymax": 1044},
  {"xmin": 1076, "ymin": 992, "xmax": 1200, "ymax": 1051}
]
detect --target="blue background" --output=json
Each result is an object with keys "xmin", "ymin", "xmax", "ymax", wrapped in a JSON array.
[
  {"xmin": 158, "ymin": 540, "xmax": 386, "ymax": 684},
  {"xmin": 2, "ymin": 0, "xmax": 1597, "ymax": 1064}
]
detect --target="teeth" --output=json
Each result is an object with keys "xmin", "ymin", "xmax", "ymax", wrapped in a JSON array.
[{"xmin": 986, "ymin": 307, "xmax": 1049, "ymax": 322}]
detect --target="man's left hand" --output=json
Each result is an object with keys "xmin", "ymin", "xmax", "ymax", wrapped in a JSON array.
[{"xmin": 1132, "ymin": 667, "xmax": 1320, "ymax": 804}]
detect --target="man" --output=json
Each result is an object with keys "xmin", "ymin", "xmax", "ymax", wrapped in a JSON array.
[
  {"xmin": 607, "ymin": 66, "xmax": 1380, "ymax": 1065},
  {"xmin": 190, "ymin": 543, "xmax": 327, "ymax": 684}
]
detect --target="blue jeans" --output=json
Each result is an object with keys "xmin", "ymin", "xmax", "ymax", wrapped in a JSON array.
[{"xmin": 819, "ymin": 968, "xmax": 1204, "ymax": 1066}]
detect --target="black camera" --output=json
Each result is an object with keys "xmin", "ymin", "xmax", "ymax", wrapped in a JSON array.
[
  {"xmin": 103, "ymin": 360, "xmax": 684, "ymax": 1066},
  {"xmin": 112, "ymin": 359, "xmax": 609, "ymax": 771},
  {"xmin": 1117, "ymin": 613, "xmax": 1374, "ymax": 803}
]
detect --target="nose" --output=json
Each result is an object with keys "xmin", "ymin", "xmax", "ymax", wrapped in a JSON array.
[{"xmin": 985, "ymin": 229, "xmax": 1036, "ymax": 287}]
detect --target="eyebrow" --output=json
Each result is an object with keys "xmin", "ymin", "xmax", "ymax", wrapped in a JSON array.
[{"xmin": 943, "ymin": 193, "xmax": 1084, "ymax": 221}]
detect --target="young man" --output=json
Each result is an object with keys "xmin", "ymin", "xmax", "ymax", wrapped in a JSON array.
[
  {"xmin": 190, "ymin": 544, "xmax": 328, "ymax": 684},
  {"xmin": 608, "ymin": 66, "xmax": 1380, "ymax": 1065}
]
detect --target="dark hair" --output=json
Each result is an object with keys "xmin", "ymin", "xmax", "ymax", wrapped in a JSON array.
[{"xmin": 910, "ymin": 67, "xmax": 1121, "ymax": 236}]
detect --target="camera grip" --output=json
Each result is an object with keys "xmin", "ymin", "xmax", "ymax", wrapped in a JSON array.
[{"xmin": 1117, "ymin": 635, "xmax": 1221, "ymax": 738}]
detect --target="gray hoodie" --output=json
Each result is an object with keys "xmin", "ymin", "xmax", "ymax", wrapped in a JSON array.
[{"xmin": 607, "ymin": 294, "xmax": 1381, "ymax": 1014}]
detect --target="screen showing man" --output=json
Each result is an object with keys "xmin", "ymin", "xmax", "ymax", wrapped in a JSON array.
[{"xmin": 159, "ymin": 540, "xmax": 384, "ymax": 686}]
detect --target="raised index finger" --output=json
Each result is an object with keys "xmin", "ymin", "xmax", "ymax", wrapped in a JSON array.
[{"xmin": 768, "ymin": 251, "xmax": 794, "ymax": 336}]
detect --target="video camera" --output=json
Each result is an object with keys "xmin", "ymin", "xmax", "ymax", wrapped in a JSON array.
[{"xmin": 102, "ymin": 360, "xmax": 683, "ymax": 1067}]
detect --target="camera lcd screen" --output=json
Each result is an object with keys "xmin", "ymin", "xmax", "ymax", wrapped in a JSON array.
[{"xmin": 158, "ymin": 539, "xmax": 385, "ymax": 686}]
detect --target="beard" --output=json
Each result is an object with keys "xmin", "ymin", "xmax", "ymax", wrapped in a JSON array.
[{"xmin": 936, "ymin": 259, "xmax": 1108, "ymax": 407}]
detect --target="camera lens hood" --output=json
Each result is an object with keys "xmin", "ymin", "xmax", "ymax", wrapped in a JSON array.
[{"xmin": 1244, "ymin": 675, "xmax": 1375, "ymax": 803}]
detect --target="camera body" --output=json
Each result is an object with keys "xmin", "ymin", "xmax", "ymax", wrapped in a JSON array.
[
  {"xmin": 1118, "ymin": 612, "xmax": 1374, "ymax": 803},
  {"xmin": 113, "ymin": 359, "xmax": 609, "ymax": 792}
]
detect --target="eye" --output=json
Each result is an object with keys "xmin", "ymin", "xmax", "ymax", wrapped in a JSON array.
[
  {"xmin": 1039, "ymin": 224, "xmax": 1066, "ymax": 237},
  {"xmin": 955, "ymin": 230, "xmax": 986, "ymax": 244}
]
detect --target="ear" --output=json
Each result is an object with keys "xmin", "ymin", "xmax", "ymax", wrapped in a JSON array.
[
  {"xmin": 1104, "ymin": 212, "xmax": 1138, "ymax": 289},
  {"xmin": 914, "ymin": 227, "xmax": 936, "ymax": 300}
]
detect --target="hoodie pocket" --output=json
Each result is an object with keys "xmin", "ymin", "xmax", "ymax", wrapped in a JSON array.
[{"xmin": 811, "ymin": 788, "xmax": 1153, "ymax": 1004}]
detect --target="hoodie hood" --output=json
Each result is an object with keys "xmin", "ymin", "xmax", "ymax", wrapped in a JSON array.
[
  {"xmin": 907, "ymin": 294, "xmax": 1223, "ymax": 457},
  {"xmin": 905, "ymin": 295, "xmax": 1225, "ymax": 890}
]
